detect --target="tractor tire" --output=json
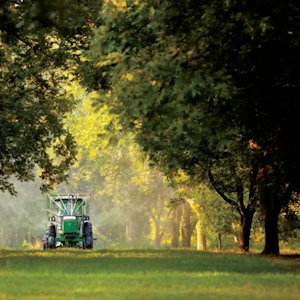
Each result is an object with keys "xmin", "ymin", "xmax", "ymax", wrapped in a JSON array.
[
  {"xmin": 84, "ymin": 223, "xmax": 93, "ymax": 236},
  {"xmin": 48, "ymin": 236, "xmax": 55, "ymax": 249},
  {"xmin": 43, "ymin": 228, "xmax": 50, "ymax": 250},
  {"xmin": 49, "ymin": 224, "xmax": 56, "ymax": 238},
  {"xmin": 84, "ymin": 223, "xmax": 93, "ymax": 249},
  {"xmin": 85, "ymin": 236, "xmax": 93, "ymax": 249}
]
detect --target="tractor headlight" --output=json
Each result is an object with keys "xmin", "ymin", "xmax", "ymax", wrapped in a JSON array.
[
  {"xmin": 84, "ymin": 216, "xmax": 90, "ymax": 220},
  {"xmin": 51, "ymin": 216, "xmax": 56, "ymax": 222}
]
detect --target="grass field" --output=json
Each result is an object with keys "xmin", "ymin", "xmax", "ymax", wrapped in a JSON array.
[{"xmin": 0, "ymin": 249, "xmax": 299, "ymax": 300}]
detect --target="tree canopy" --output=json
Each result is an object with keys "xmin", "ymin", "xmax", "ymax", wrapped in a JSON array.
[
  {"xmin": 0, "ymin": 0, "xmax": 299, "ymax": 254},
  {"xmin": 82, "ymin": 0, "xmax": 300, "ymax": 254},
  {"xmin": 0, "ymin": 0, "xmax": 98, "ymax": 193}
]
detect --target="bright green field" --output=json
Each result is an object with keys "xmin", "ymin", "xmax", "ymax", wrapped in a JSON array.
[{"xmin": 0, "ymin": 249, "xmax": 299, "ymax": 300}]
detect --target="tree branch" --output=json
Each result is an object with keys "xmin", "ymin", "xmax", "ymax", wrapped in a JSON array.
[
  {"xmin": 231, "ymin": 166, "xmax": 246, "ymax": 214},
  {"xmin": 248, "ymin": 175, "xmax": 257, "ymax": 211},
  {"xmin": 207, "ymin": 168, "xmax": 239, "ymax": 211},
  {"xmin": 279, "ymin": 183, "xmax": 295, "ymax": 210}
]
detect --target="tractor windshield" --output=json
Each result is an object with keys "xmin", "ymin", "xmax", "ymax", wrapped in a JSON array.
[
  {"xmin": 52, "ymin": 197, "xmax": 85, "ymax": 216},
  {"xmin": 62, "ymin": 198, "xmax": 84, "ymax": 216},
  {"xmin": 52, "ymin": 201, "xmax": 61, "ymax": 215},
  {"xmin": 52, "ymin": 200, "xmax": 67, "ymax": 215},
  {"xmin": 73, "ymin": 199, "xmax": 84, "ymax": 216}
]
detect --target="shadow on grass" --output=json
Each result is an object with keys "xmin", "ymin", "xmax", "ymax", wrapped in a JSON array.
[{"xmin": 0, "ymin": 249, "xmax": 298, "ymax": 275}]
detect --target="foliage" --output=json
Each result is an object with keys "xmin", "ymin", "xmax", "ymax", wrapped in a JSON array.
[
  {"xmin": 0, "ymin": 0, "xmax": 100, "ymax": 193},
  {"xmin": 81, "ymin": 0, "xmax": 300, "ymax": 254},
  {"xmin": 84, "ymin": 0, "xmax": 300, "ymax": 186},
  {"xmin": 172, "ymin": 172, "xmax": 239, "ymax": 245},
  {"xmin": 1, "ymin": 0, "xmax": 298, "ymax": 253},
  {"xmin": 62, "ymin": 83, "xmax": 174, "ymax": 247},
  {"xmin": 279, "ymin": 199, "xmax": 300, "ymax": 241}
]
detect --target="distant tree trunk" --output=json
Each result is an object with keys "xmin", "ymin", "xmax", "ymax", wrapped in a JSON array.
[
  {"xmin": 201, "ymin": 232, "xmax": 207, "ymax": 251},
  {"xmin": 154, "ymin": 234, "xmax": 163, "ymax": 248},
  {"xmin": 181, "ymin": 200, "xmax": 192, "ymax": 248},
  {"xmin": 171, "ymin": 206, "xmax": 181, "ymax": 248},
  {"xmin": 153, "ymin": 218, "xmax": 163, "ymax": 248},
  {"xmin": 195, "ymin": 210, "xmax": 207, "ymax": 251},
  {"xmin": 125, "ymin": 218, "xmax": 133, "ymax": 244},
  {"xmin": 196, "ymin": 219, "xmax": 207, "ymax": 251},
  {"xmin": 217, "ymin": 233, "xmax": 222, "ymax": 251},
  {"xmin": 239, "ymin": 209, "xmax": 255, "ymax": 252}
]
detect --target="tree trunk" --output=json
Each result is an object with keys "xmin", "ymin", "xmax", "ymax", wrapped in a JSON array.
[
  {"xmin": 238, "ymin": 210, "xmax": 255, "ymax": 252},
  {"xmin": 181, "ymin": 200, "xmax": 192, "ymax": 248},
  {"xmin": 153, "ymin": 220, "xmax": 163, "ymax": 248},
  {"xmin": 258, "ymin": 178, "xmax": 280, "ymax": 255},
  {"xmin": 196, "ymin": 215, "xmax": 207, "ymax": 251},
  {"xmin": 217, "ymin": 233, "xmax": 222, "ymax": 251},
  {"xmin": 262, "ymin": 208, "xmax": 279, "ymax": 255},
  {"xmin": 197, "ymin": 222, "xmax": 207, "ymax": 251},
  {"xmin": 201, "ymin": 233, "xmax": 207, "ymax": 251},
  {"xmin": 171, "ymin": 206, "xmax": 181, "ymax": 248},
  {"xmin": 154, "ymin": 234, "xmax": 163, "ymax": 248},
  {"xmin": 125, "ymin": 218, "xmax": 133, "ymax": 244}
]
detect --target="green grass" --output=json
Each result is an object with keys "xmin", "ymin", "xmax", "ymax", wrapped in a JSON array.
[{"xmin": 0, "ymin": 249, "xmax": 299, "ymax": 299}]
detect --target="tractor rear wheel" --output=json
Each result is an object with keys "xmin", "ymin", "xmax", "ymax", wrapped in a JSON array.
[
  {"xmin": 85, "ymin": 236, "xmax": 93, "ymax": 249},
  {"xmin": 49, "ymin": 224, "xmax": 56, "ymax": 237},
  {"xmin": 84, "ymin": 223, "xmax": 93, "ymax": 236},
  {"xmin": 84, "ymin": 223, "xmax": 93, "ymax": 249}
]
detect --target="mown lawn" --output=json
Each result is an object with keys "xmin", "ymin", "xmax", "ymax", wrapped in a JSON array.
[{"xmin": 0, "ymin": 249, "xmax": 299, "ymax": 299}]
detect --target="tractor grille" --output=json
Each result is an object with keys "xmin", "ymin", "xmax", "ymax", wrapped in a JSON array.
[{"xmin": 65, "ymin": 233, "xmax": 76, "ymax": 238}]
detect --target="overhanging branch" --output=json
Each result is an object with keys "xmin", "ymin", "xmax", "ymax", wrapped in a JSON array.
[{"xmin": 207, "ymin": 168, "xmax": 239, "ymax": 211}]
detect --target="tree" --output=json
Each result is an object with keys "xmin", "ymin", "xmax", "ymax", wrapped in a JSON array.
[
  {"xmin": 172, "ymin": 171, "xmax": 241, "ymax": 251},
  {"xmin": 0, "ymin": 0, "xmax": 99, "ymax": 193},
  {"xmin": 206, "ymin": 145, "xmax": 258, "ymax": 252},
  {"xmin": 63, "ymin": 83, "xmax": 174, "ymax": 247},
  {"xmin": 170, "ymin": 204, "xmax": 182, "ymax": 248},
  {"xmin": 82, "ymin": 0, "xmax": 300, "ymax": 254}
]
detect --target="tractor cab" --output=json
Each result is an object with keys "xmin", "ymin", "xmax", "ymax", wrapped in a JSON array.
[
  {"xmin": 53, "ymin": 197, "xmax": 85, "ymax": 216},
  {"xmin": 43, "ymin": 194, "xmax": 93, "ymax": 249}
]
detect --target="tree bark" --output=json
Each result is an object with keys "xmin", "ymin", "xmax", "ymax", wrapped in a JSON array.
[
  {"xmin": 258, "ymin": 173, "xmax": 280, "ymax": 255},
  {"xmin": 262, "ymin": 208, "xmax": 279, "ymax": 255},
  {"xmin": 181, "ymin": 200, "xmax": 192, "ymax": 248},
  {"xmin": 196, "ymin": 221, "xmax": 207, "ymax": 251},
  {"xmin": 153, "ymin": 219, "xmax": 163, "ymax": 248},
  {"xmin": 171, "ymin": 206, "xmax": 181, "ymax": 248},
  {"xmin": 125, "ymin": 218, "xmax": 133, "ymax": 244},
  {"xmin": 217, "ymin": 233, "xmax": 222, "ymax": 251},
  {"xmin": 208, "ymin": 167, "xmax": 257, "ymax": 252},
  {"xmin": 195, "ymin": 213, "xmax": 207, "ymax": 251},
  {"xmin": 239, "ymin": 210, "xmax": 255, "ymax": 252}
]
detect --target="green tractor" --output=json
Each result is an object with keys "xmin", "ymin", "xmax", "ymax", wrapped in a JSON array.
[{"xmin": 43, "ymin": 194, "xmax": 94, "ymax": 249}]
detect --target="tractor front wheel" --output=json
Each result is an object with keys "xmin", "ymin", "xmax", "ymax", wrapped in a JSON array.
[
  {"xmin": 43, "ymin": 242, "xmax": 48, "ymax": 250},
  {"xmin": 48, "ymin": 236, "xmax": 55, "ymax": 249}
]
